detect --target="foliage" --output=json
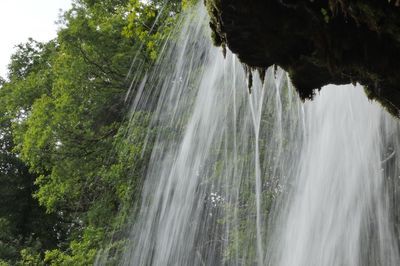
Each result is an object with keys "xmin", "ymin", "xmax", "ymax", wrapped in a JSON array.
[
  {"xmin": 0, "ymin": 0, "xmax": 185, "ymax": 264},
  {"xmin": 122, "ymin": 0, "xmax": 182, "ymax": 60}
]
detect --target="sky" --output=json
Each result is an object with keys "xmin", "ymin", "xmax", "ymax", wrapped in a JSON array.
[{"xmin": 0, "ymin": 0, "xmax": 72, "ymax": 78}]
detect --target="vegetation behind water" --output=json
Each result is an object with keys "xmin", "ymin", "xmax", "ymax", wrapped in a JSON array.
[{"xmin": 0, "ymin": 0, "xmax": 198, "ymax": 264}]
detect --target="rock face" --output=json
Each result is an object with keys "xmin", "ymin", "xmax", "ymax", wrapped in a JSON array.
[{"xmin": 205, "ymin": 0, "xmax": 400, "ymax": 116}]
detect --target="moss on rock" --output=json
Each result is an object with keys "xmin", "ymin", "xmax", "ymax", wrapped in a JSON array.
[{"xmin": 205, "ymin": 0, "xmax": 400, "ymax": 116}]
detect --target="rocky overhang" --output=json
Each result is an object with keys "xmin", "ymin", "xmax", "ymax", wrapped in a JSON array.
[{"xmin": 205, "ymin": 0, "xmax": 400, "ymax": 116}]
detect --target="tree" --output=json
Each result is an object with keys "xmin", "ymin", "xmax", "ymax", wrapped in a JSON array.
[
  {"xmin": 0, "ymin": 0, "xmax": 186, "ymax": 264},
  {"xmin": 0, "ymin": 80, "xmax": 59, "ymax": 265}
]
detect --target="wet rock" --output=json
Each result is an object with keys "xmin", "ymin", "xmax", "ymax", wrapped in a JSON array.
[{"xmin": 205, "ymin": 0, "xmax": 400, "ymax": 116}]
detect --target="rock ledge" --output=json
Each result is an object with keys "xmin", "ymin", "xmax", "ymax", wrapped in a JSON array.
[{"xmin": 205, "ymin": 0, "xmax": 400, "ymax": 115}]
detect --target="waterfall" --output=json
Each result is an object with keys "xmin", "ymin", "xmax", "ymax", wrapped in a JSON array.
[
  {"xmin": 111, "ymin": 3, "xmax": 400, "ymax": 266},
  {"xmin": 266, "ymin": 86, "xmax": 400, "ymax": 266}
]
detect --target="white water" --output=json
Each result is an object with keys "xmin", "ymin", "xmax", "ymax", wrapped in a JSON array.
[
  {"xmin": 104, "ymin": 3, "xmax": 400, "ymax": 266},
  {"xmin": 267, "ymin": 86, "xmax": 400, "ymax": 266}
]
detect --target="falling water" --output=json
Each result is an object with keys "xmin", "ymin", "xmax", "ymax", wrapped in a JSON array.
[
  {"xmin": 105, "ymin": 3, "xmax": 400, "ymax": 266},
  {"xmin": 266, "ymin": 85, "xmax": 400, "ymax": 266}
]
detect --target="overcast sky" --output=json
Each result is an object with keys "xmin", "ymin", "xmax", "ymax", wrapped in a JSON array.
[{"xmin": 0, "ymin": 0, "xmax": 72, "ymax": 78}]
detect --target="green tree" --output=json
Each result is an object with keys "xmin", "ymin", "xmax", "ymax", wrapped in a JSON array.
[
  {"xmin": 0, "ymin": 0, "xmax": 193, "ymax": 264},
  {"xmin": 0, "ymin": 0, "xmax": 186, "ymax": 264},
  {"xmin": 0, "ymin": 80, "xmax": 59, "ymax": 265}
]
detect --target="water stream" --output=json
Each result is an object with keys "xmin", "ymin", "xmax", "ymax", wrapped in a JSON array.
[{"xmin": 111, "ymin": 4, "xmax": 400, "ymax": 266}]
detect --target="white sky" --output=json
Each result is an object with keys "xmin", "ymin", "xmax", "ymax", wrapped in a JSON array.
[{"xmin": 0, "ymin": 0, "xmax": 72, "ymax": 78}]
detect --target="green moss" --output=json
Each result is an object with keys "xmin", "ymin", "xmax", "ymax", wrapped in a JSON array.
[
  {"xmin": 321, "ymin": 8, "xmax": 331, "ymax": 24},
  {"xmin": 204, "ymin": 0, "xmax": 225, "ymax": 47}
]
